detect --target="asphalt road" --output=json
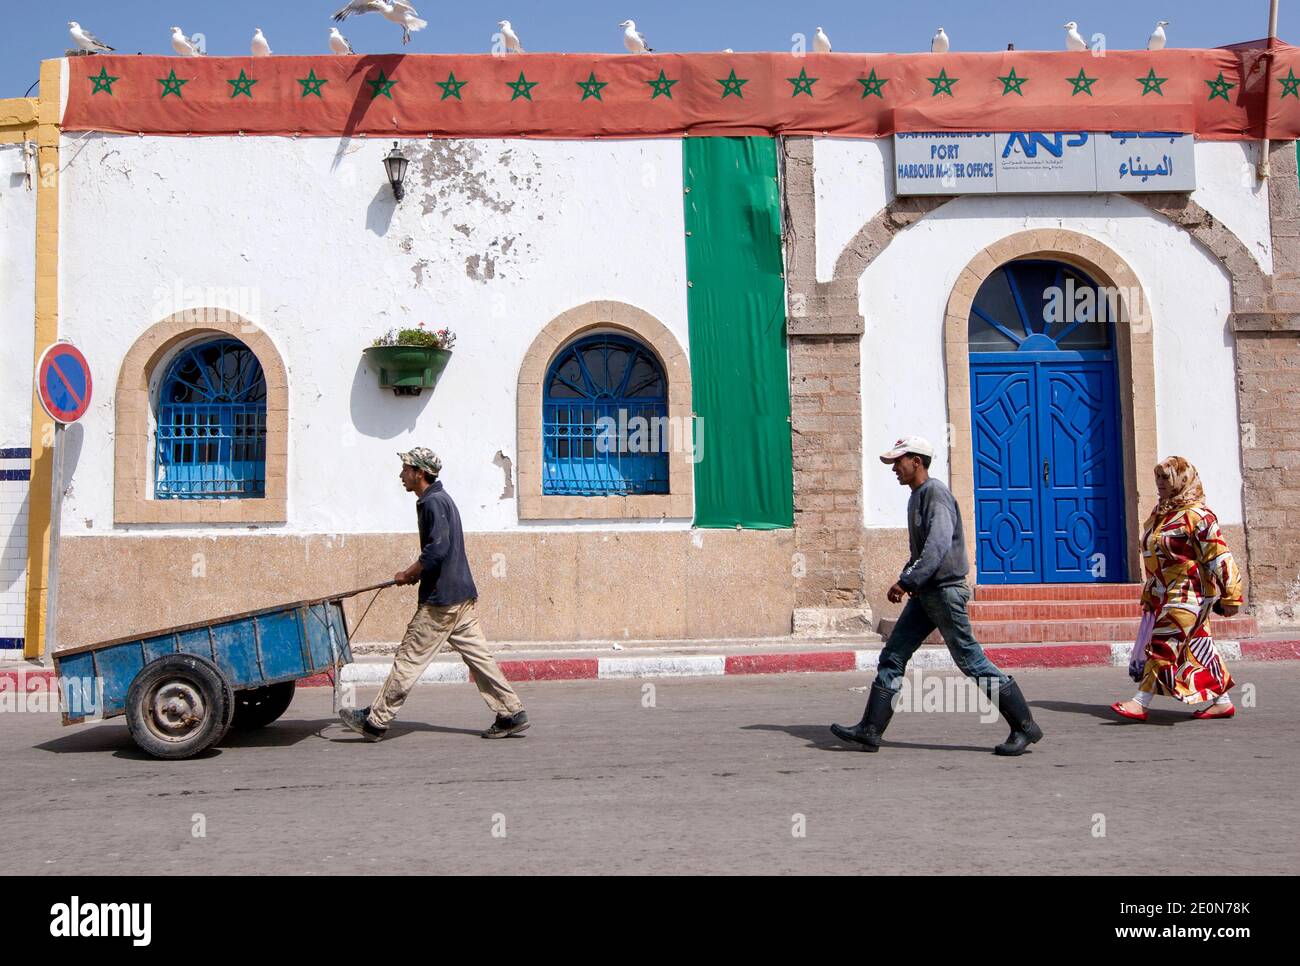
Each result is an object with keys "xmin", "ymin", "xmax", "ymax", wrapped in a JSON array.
[{"xmin": 3, "ymin": 664, "xmax": 1296, "ymax": 874}]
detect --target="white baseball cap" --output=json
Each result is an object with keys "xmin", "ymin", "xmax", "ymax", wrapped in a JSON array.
[{"xmin": 880, "ymin": 435, "xmax": 935, "ymax": 463}]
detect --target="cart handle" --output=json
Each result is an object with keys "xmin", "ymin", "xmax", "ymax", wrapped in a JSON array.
[{"xmin": 333, "ymin": 579, "xmax": 401, "ymax": 600}]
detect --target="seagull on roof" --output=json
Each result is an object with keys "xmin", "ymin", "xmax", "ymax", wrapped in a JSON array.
[
  {"xmin": 171, "ymin": 26, "xmax": 203, "ymax": 57},
  {"xmin": 333, "ymin": 1, "xmax": 427, "ymax": 45},
  {"xmin": 620, "ymin": 20, "xmax": 652, "ymax": 54},
  {"xmin": 68, "ymin": 21, "xmax": 113, "ymax": 54},
  {"xmin": 813, "ymin": 27, "xmax": 832, "ymax": 53},
  {"xmin": 251, "ymin": 27, "xmax": 272, "ymax": 57},
  {"xmin": 1064, "ymin": 21, "xmax": 1088, "ymax": 51},
  {"xmin": 931, "ymin": 26, "xmax": 949, "ymax": 53},
  {"xmin": 498, "ymin": 20, "xmax": 524, "ymax": 53},
  {"xmin": 329, "ymin": 27, "xmax": 354, "ymax": 54},
  {"xmin": 1148, "ymin": 20, "xmax": 1169, "ymax": 50}
]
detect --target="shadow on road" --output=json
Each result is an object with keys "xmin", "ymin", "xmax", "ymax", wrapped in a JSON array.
[
  {"xmin": 34, "ymin": 718, "xmax": 486, "ymax": 758},
  {"xmin": 742, "ymin": 723, "xmax": 991, "ymax": 754},
  {"xmin": 1032, "ymin": 699, "xmax": 1183, "ymax": 727}
]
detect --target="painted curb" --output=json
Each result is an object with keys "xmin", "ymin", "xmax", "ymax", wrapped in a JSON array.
[{"xmin": 7, "ymin": 639, "xmax": 1298, "ymax": 693}]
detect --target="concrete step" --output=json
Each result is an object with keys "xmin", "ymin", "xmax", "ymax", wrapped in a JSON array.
[
  {"xmin": 973, "ymin": 583, "xmax": 1144, "ymax": 601},
  {"xmin": 880, "ymin": 614, "xmax": 1259, "ymax": 645},
  {"xmin": 968, "ymin": 600, "xmax": 1143, "ymax": 620}
]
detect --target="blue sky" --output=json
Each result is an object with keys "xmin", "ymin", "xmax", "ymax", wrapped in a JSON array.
[{"xmin": 1, "ymin": 0, "xmax": 1277, "ymax": 98}]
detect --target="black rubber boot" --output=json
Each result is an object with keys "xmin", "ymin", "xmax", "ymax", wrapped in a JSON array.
[
  {"xmin": 991, "ymin": 677, "xmax": 1043, "ymax": 756},
  {"xmin": 830, "ymin": 683, "xmax": 895, "ymax": 751}
]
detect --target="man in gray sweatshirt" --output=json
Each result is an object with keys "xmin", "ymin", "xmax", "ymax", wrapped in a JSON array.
[{"xmin": 831, "ymin": 435, "xmax": 1044, "ymax": 756}]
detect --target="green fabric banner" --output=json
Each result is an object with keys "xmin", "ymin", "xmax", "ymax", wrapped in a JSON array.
[{"xmin": 683, "ymin": 136, "xmax": 794, "ymax": 529}]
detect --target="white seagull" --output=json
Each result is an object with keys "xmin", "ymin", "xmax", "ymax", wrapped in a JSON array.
[
  {"xmin": 498, "ymin": 20, "xmax": 524, "ymax": 53},
  {"xmin": 620, "ymin": 20, "xmax": 652, "ymax": 54},
  {"xmin": 68, "ymin": 21, "xmax": 113, "ymax": 54},
  {"xmin": 1064, "ymin": 21, "xmax": 1088, "ymax": 51},
  {"xmin": 333, "ymin": 1, "xmax": 427, "ymax": 45},
  {"xmin": 813, "ymin": 27, "xmax": 832, "ymax": 53},
  {"xmin": 329, "ymin": 27, "xmax": 354, "ymax": 54},
  {"xmin": 931, "ymin": 27, "xmax": 949, "ymax": 53},
  {"xmin": 1148, "ymin": 20, "xmax": 1169, "ymax": 51},
  {"xmin": 171, "ymin": 26, "xmax": 203, "ymax": 57},
  {"xmin": 251, "ymin": 28, "xmax": 271, "ymax": 57}
]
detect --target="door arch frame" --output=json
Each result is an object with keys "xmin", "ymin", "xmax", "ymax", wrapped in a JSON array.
[{"xmin": 944, "ymin": 230, "xmax": 1157, "ymax": 582}]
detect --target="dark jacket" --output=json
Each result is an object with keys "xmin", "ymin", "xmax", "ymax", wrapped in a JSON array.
[
  {"xmin": 415, "ymin": 482, "xmax": 478, "ymax": 606},
  {"xmin": 898, "ymin": 477, "xmax": 969, "ymax": 593}
]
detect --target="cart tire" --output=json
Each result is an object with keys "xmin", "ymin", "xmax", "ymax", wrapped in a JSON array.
[
  {"xmin": 125, "ymin": 654, "xmax": 231, "ymax": 760},
  {"xmin": 230, "ymin": 681, "xmax": 296, "ymax": 730}
]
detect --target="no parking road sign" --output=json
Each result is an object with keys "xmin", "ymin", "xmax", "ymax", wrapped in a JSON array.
[{"xmin": 37, "ymin": 342, "xmax": 93, "ymax": 424}]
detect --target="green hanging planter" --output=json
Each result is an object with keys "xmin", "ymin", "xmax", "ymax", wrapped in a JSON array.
[{"xmin": 364, "ymin": 345, "xmax": 453, "ymax": 397}]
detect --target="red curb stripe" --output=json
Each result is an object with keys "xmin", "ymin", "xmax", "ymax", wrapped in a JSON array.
[
  {"xmin": 1240, "ymin": 639, "xmax": 1300, "ymax": 661},
  {"xmin": 725, "ymin": 651, "xmax": 857, "ymax": 675},
  {"xmin": 299, "ymin": 673, "xmax": 333, "ymax": 688},
  {"xmin": 985, "ymin": 644, "xmax": 1112, "ymax": 668},
  {"xmin": 499, "ymin": 658, "xmax": 599, "ymax": 682},
  {"xmin": 0, "ymin": 669, "xmax": 54, "ymax": 689}
]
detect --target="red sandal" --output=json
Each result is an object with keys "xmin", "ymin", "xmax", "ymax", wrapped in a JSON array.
[
  {"xmin": 1191, "ymin": 704, "xmax": 1236, "ymax": 719},
  {"xmin": 1110, "ymin": 701, "xmax": 1148, "ymax": 722}
]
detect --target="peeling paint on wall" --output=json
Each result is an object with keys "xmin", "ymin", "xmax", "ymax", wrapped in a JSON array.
[{"xmin": 493, "ymin": 451, "xmax": 514, "ymax": 499}]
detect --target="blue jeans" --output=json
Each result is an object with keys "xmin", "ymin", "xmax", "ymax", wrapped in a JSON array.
[{"xmin": 874, "ymin": 583, "xmax": 1010, "ymax": 695}]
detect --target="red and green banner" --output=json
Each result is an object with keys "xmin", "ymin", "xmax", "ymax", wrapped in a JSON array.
[{"xmin": 62, "ymin": 48, "xmax": 1300, "ymax": 141}]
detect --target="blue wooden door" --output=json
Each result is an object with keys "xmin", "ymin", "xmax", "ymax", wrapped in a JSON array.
[{"xmin": 968, "ymin": 260, "xmax": 1126, "ymax": 583}]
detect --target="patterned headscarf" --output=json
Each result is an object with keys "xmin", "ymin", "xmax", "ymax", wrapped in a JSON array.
[{"xmin": 1152, "ymin": 456, "xmax": 1206, "ymax": 517}]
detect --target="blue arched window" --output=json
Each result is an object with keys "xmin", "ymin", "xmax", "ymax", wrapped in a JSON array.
[
  {"xmin": 543, "ymin": 334, "xmax": 669, "ymax": 496},
  {"xmin": 155, "ymin": 338, "xmax": 267, "ymax": 499},
  {"xmin": 969, "ymin": 260, "xmax": 1113, "ymax": 355}
]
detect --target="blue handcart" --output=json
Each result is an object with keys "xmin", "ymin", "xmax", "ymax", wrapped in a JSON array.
[{"xmin": 52, "ymin": 581, "xmax": 395, "ymax": 759}]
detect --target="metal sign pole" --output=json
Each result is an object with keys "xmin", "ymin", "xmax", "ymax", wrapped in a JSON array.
[{"xmin": 44, "ymin": 422, "xmax": 64, "ymax": 666}]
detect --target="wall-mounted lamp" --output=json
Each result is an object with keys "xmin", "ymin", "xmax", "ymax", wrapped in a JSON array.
[{"xmin": 383, "ymin": 141, "xmax": 410, "ymax": 202}]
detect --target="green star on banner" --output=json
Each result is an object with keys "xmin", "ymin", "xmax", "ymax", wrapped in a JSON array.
[
  {"xmin": 1136, "ymin": 67, "xmax": 1167, "ymax": 96},
  {"xmin": 577, "ymin": 71, "xmax": 608, "ymax": 101},
  {"xmin": 857, "ymin": 68, "xmax": 887, "ymax": 99},
  {"xmin": 507, "ymin": 71, "xmax": 538, "ymax": 101},
  {"xmin": 997, "ymin": 67, "xmax": 1027, "ymax": 96},
  {"xmin": 1205, "ymin": 71, "xmax": 1235, "ymax": 102},
  {"xmin": 787, "ymin": 67, "xmax": 817, "ymax": 97},
  {"xmin": 367, "ymin": 70, "xmax": 397, "ymax": 99},
  {"xmin": 298, "ymin": 69, "xmax": 328, "ymax": 98},
  {"xmin": 928, "ymin": 68, "xmax": 957, "ymax": 97},
  {"xmin": 227, "ymin": 69, "xmax": 258, "ymax": 99},
  {"xmin": 1279, "ymin": 68, "xmax": 1300, "ymax": 100},
  {"xmin": 89, "ymin": 66, "xmax": 118, "ymax": 95},
  {"xmin": 1067, "ymin": 68, "xmax": 1098, "ymax": 96},
  {"xmin": 436, "ymin": 70, "xmax": 467, "ymax": 100},
  {"xmin": 647, "ymin": 69, "xmax": 678, "ymax": 99},
  {"xmin": 717, "ymin": 69, "xmax": 748, "ymax": 99},
  {"xmin": 158, "ymin": 69, "xmax": 188, "ymax": 99}
]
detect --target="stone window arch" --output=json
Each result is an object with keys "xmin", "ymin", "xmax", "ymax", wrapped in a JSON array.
[
  {"xmin": 517, "ymin": 300, "xmax": 692, "ymax": 520},
  {"xmin": 114, "ymin": 310, "xmax": 287, "ymax": 524}
]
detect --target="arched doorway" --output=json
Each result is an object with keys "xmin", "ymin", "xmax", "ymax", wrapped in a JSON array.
[{"xmin": 968, "ymin": 259, "xmax": 1126, "ymax": 583}]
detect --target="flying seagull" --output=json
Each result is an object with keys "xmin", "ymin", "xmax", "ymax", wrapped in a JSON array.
[
  {"xmin": 498, "ymin": 20, "xmax": 524, "ymax": 53},
  {"xmin": 1148, "ymin": 20, "xmax": 1169, "ymax": 50},
  {"xmin": 333, "ymin": 1, "xmax": 427, "ymax": 45},
  {"xmin": 171, "ymin": 26, "xmax": 203, "ymax": 57},
  {"xmin": 931, "ymin": 26, "xmax": 949, "ymax": 53},
  {"xmin": 68, "ymin": 21, "xmax": 113, "ymax": 54},
  {"xmin": 813, "ymin": 27, "xmax": 832, "ymax": 53},
  {"xmin": 620, "ymin": 20, "xmax": 652, "ymax": 54},
  {"xmin": 329, "ymin": 27, "xmax": 354, "ymax": 54},
  {"xmin": 1064, "ymin": 21, "xmax": 1088, "ymax": 51},
  {"xmin": 251, "ymin": 27, "xmax": 271, "ymax": 57}
]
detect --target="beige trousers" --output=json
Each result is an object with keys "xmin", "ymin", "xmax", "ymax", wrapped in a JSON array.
[{"xmin": 368, "ymin": 599, "xmax": 523, "ymax": 728}]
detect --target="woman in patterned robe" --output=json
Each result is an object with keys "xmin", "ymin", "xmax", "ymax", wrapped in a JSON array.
[{"xmin": 1111, "ymin": 456, "xmax": 1244, "ymax": 721}]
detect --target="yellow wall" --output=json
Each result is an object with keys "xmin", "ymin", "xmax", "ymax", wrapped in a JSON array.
[{"xmin": 21, "ymin": 61, "xmax": 61, "ymax": 659}]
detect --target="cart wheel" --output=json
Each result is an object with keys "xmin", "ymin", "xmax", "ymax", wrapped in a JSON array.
[
  {"xmin": 229, "ymin": 681, "xmax": 296, "ymax": 730},
  {"xmin": 125, "ymin": 654, "xmax": 231, "ymax": 760}
]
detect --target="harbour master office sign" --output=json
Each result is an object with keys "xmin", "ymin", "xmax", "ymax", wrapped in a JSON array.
[{"xmin": 894, "ymin": 131, "xmax": 1196, "ymax": 195}]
